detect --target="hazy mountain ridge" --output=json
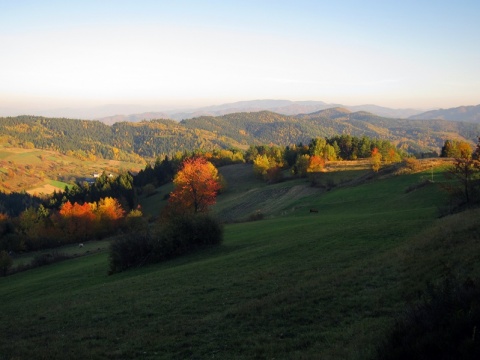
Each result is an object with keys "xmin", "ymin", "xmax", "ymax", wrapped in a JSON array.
[
  {"xmin": 93, "ymin": 100, "xmax": 427, "ymax": 124},
  {"xmin": 409, "ymin": 104, "xmax": 480, "ymax": 123},
  {"xmin": 96, "ymin": 112, "xmax": 171, "ymax": 125},
  {"xmin": 169, "ymin": 100, "xmax": 425, "ymax": 121}
]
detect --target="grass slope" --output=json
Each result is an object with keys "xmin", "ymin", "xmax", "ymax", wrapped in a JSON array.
[{"xmin": 1, "ymin": 166, "xmax": 478, "ymax": 359}]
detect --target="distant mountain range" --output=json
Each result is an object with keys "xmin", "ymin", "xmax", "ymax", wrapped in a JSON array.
[
  {"xmin": 94, "ymin": 101, "xmax": 480, "ymax": 125},
  {"xmin": 409, "ymin": 104, "xmax": 480, "ymax": 123},
  {"xmin": 95, "ymin": 100, "xmax": 427, "ymax": 124}
]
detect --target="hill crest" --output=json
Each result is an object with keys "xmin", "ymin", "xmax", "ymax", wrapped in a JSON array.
[{"xmin": 409, "ymin": 104, "xmax": 480, "ymax": 123}]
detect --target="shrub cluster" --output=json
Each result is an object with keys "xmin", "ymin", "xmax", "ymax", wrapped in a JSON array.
[
  {"xmin": 109, "ymin": 214, "xmax": 223, "ymax": 274},
  {"xmin": 0, "ymin": 250, "xmax": 13, "ymax": 276},
  {"xmin": 377, "ymin": 275, "xmax": 480, "ymax": 359},
  {"xmin": 248, "ymin": 210, "xmax": 265, "ymax": 222},
  {"xmin": 5, "ymin": 251, "xmax": 72, "ymax": 276},
  {"xmin": 30, "ymin": 252, "xmax": 71, "ymax": 268}
]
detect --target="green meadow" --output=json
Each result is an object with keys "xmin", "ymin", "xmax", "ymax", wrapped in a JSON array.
[{"xmin": 1, "ymin": 164, "xmax": 479, "ymax": 359}]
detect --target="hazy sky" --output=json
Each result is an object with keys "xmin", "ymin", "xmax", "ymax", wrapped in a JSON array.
[{"xmin": 1, "ymin": 0, "xmax": 479, "ymax": 116}]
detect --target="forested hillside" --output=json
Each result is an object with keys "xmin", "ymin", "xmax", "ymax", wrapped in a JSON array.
[
  {"xmin": 183, "ymin": 109, "xmax": 480, "ymax": 153},
  {"xmin": 1, "ymin": 110, "xmax": 479, "ymax": 160},
  {"xmin": 0, "ymin": 116, "xmax": 245, "ymax": 160}
]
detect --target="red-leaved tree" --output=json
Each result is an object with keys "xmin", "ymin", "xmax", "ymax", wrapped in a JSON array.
[
  {"xmin": 168, "ymin": 157, "xmax": 221, "ymax": 214},
  {"xmin": 58, "ymin": 201, "xmax": 96, "ymax": 240}
]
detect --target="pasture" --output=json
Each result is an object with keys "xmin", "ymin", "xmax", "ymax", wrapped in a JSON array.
[{"xmin": 1, "ymin": 163, "xmax": 479, "ymax": 359}]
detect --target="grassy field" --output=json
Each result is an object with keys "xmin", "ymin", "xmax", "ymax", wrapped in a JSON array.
[{"xmin": 1, "ymin": 162, "xmax": 479, "ymax": 359}]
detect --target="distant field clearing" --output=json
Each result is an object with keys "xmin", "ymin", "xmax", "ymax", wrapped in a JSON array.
[
  {"xmin": 26, "ymin": 183, "xmax": 64, "ymax": 195},
  {"xmin": 26, "ymin": 179, "xmax": 69, "ymax": 195}
]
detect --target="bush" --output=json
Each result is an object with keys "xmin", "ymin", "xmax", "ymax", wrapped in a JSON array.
[
  {"xmin": 143, "ymin": 183, "xmax": 157, "ymax": 197},
  {"xmin": 109, "ymin": 232, "xmax": 153, "ymax": 274},
  {"xmin": 153, "ymin": 214, "xmax": 223, "ymax": 260},
  {"xmin": 168, "ymin": 214, "xmax": 223, "ymax": 247},
  {"xmin": 109, "ymin": 214, "xmax": 223, "ymax": 274},
  {"xmin": 248, "ymin": 210, "xmax": 264, "ymax": 221},
  {"xmin": 402, "ymin": 157, "xmax": 421, "ymax": 172},
  {"xmin": 377, "ymin": 275, "xmax": 480, "ymax": 360},
  {"xmin": 0, "ymin": 250, "xmax": 13, "ymax": 276},
  {"xmin": 30, "ymin": 251, "xmax": 70, "ymax": 268}
]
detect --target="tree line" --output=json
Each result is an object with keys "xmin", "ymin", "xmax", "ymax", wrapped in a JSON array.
[{"xmin": 246, "ymin": 135, "xmax": 403, "ymax": 182}]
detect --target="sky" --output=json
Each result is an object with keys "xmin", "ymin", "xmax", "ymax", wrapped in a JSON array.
[{"xmin": 1, "ymin": 0, "xmax": 479, "ymax": 117}]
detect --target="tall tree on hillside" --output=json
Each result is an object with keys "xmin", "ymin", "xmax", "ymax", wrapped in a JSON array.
[
  {"xmin": 168, "ymin": 157, "xmax": 222, "ymax": 214},
  {"xmin": 444, "ymin": 140, "xmax": 480, "ymax": 205}
]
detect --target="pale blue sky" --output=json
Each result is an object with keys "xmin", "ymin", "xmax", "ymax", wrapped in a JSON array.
[{"xmin": 1, "ymin": 0, "xmax": 479, "ymax": 116}]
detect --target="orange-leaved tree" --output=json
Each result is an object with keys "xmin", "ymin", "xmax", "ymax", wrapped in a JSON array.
[
  {"xmin": 307, "ymin": 155, "xmax": 325, "ymax": 173},
  {"xmin": 58, "ymin": 201, "xmax": 97, "ymax": 240},
  {"xmin": 168, "ymin": 157, "xmax": 222, "ymax": 214}
]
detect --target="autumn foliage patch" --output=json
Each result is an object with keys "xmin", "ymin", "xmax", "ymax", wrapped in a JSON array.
[{"xmin": 0, "ymin": 197, "xmax": 129, "ymax": 252}]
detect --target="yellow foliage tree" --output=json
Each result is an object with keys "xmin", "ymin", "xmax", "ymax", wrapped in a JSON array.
[{"xmin": 371, "ymin": 147, "xmax": 382, "ymax": 172}]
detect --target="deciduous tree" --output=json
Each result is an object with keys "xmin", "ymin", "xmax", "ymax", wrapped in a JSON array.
[
  {"xmin": 168, "ymin": 157, "xmax": 222, "ymax": 214},
  {"xmin": 96, "ymin": 197, "xmax": 125, "ymax": 235},
  {"xmin": 444, "ymin": 145, "xmax": 480, "ymax": 205},
  {"xmin": 58, "ymin": 201, "xmax": 96, "ymax": 240},
  {"xmin": 307, "ymin": 155, "xmax": 325, "ymax": 173},
  {"xmin": 96, "ymin": 197, "xmax": 125, "ymax": 222},
  {"xmin": 371, "ymin": 147, "xmax": 382, "ymax": 172},
  {"xmin": 294, "ymin": 154, "xmax": 310, "ymax": 177}
]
